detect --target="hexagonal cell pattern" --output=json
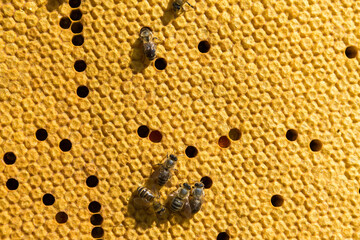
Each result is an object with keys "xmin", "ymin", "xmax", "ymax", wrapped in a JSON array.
[{"xmin": 1, "ymin": 0, "xmax": 360, "ymax": 239}]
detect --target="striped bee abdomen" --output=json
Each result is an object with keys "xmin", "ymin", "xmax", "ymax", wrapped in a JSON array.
[
  {"xmin": 137, "ymin": 186, "xmax": 155, "ymax": 202},
  {"xmin": 170, "ymin": 197, "xmax": 184, "ymax": 212}
]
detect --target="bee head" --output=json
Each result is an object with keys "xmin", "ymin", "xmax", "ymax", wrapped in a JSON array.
[
  {"xmin": 194, "ymin": 182, "xmax": 204, "ymax": 188},
  {"xmin": 169, "ymin": 154, "xmax": 178, "ymax": 161},
  {"xmin": 183, "ymin": 183, "xmax": 191, "ymax": 190}
]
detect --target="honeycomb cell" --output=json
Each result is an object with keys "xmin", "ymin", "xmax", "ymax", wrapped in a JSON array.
[
  {"xmin": 59, "ymin": 17, "xmax": 71, "ymax": 29},
  {"xmin": 72, "ymin": 35, "xmax": 84, "ymax": 46},
  {"xmin": 35, "ymin": 129, "xmax": 48, "ymax": 141},
  {"xmin": 55, "ymin": 212, "xmax": 68, "ymax": 224},
  {"xmin": 6, "ymin": 178, "xmax": 19, "ymax": 190},
  {"xmin": 3, "ymin": 152, "xmax": 16, "ymax": 165}
]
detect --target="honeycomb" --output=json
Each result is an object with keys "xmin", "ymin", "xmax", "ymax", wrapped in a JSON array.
[{"xmin": 1, "ymin": 0, "xmax": 360, "ymax": 239}]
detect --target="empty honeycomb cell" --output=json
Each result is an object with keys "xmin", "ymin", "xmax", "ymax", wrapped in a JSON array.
[
  {"xmin": 217, "ymin": 232, "xmax": 230, "ymax": 240},
  {"xmin": 271, "ymin": 195, "xmax": 284, "ymax": 207},
  {"xmin": 6, "ymin": 178, "xmax": 19, "ymax": 190},
  {"xmin": 149, "ymin": 130, "xmax": 162, "ymax": 143},
  {"xmin": 88, "ymin": 201, "xmax": 101, "ymax": 213},
  {"xmin": 72, "ymin": 35, "xmax": 84, "ymax": 46},
  {"xmin": 90, "ymin": 214, "xmax": 103, "ymax": 225},
  {"xmin": 70, "ymin": 9, "xmax": 82, "ymax": 21},
  {"xmin": 59, "ymin": 139, "xmax": 72, "ymax": 152},
  {"xmin": 69, "ymin": 0, "xmax": 81, "ymax": 8},
  {"xmin": 286, "ymin": 129, "xmax": 298, "ymax": 141},
  {"xmin": 74, "ymin": 60, "xmax": 86, "ymax": 72},
  {"xmin": 345, "ymin": 46, "xmax": 357, "ymax": 59},
  {"xmin": 55, "ymin": 212, "xmax": 68, "ymax": 224},
  {"xmin": 3, "ymin": 152, "xmax": 16, "ymax": 165},
  {"xmin": 35, "ymin": 128, "xmax": 48, "ymax": 141},
  {"xmin": 91, "ymin": 227, "xmax": 104, "ymax": 238},
  {"xmin": 76, "ymin": 86, "xmax": 89, "ymax": 98},
  {"xmin": 198, "ymin": 40, "xmax": 211, "ymax": 53},
  {"xmin": 137, "ymin": 125, "xmax": 150, "ymax": 138},
  {"xmin": 185, "ymin": 146, "xmax": 198, "ymax": 158},
  {"xmin": 42, "ymin": 193, "xmax": 55, "ymax": 206},
  {"xmin": 71, "ymin": 22, "xmax": 83, "ymax": 34},
  {"xmin": 200, "ymin": 176, "xmax": 213, "ymax": 189},
  {"xmin": 218, "ymin": 136, "xmax": 231, "ymax": 148},
  {"xmin": 59, "ymin": 17, "xmax": 71, "ymax": 29},
  {"xmin": 86, "ymin": 175, "xmax": 99, "ymax": 188},
  {"xmin": 310, "ymin": 139, "xmax": 322, "ymax": 152},
  {"xmin": 228, "ymin": 128, "xmax": 241, "ymax": 141},
  {"xmin": 154, "ymin": 58, "xmax": 167, "ymax": 70}
]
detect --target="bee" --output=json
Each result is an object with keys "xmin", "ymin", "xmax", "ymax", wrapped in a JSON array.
[
  {"xmin": 150, "ymin": 154, "xmax": 178, "ymax": 190},
  {"xmin": 137, "ymin": 186, "xmax": 155, "ymax": 202},
  {"xmin": 168, "ymin": 183, "xmax": 191, "ymax": 213},
  {"xmin": 172, "ymin": 0, "xmax": 194, "ymax": 14},
  {"xmin": 189, "ymin": 182, "xmax": 205, "ymax": 214},
  {"xmin": 152, "ymin": 200, "xmax": 166, "ymax": 216},
  {"xmin": 139, "ymin": 27, "xmax": 157, "ymax": 60},
  {"xmin": 134, "ymin": 186, "xmax": 166, "ymax": 217}
]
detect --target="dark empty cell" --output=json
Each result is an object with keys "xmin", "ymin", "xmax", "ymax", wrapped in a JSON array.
[
  {"xmin": 185, "ymin": 146, "xmax": 198, "ymax": 158},
  {"xmin": 77, "ymin": 85, "xmax": 89, "ymax": 98},
  {"xmin": 310, "ymin": 139, "xmax": 322, "ymax": 152},
  {"xmin": 271, "ymin": 194, "xmax": 284, "ymax": 207},
  {"xmin": 217, "ymin": 232, "xmax": 230, "ymax": 240},
  {"xmin": 198, "ymin": 40, "xmax": 211, "ymax": 53},
  {"xmin": 42, "ymin": 193, "xmax": 55, "ymax": 206},
  {"xmin": 154, "ymin": 58, "xmax": 167, "ymax": 70},
  {"xmin": 36, "ymin": 128, "xmax": 48, "ymax": 141},
  {"xmin": 228, "ymin": 128, "xmax": 241, "ymax": 141},
  {"xmin": 89, "ymin": 201, "xmax": 101, "ymax": 213},
  {"xmin": 200, "ymin": 176, "xmax": 213, "ymax": 189},
  {"xmin": 218, "ymin": 136, "xmax": 231, "ymax": 148},
  {"xmin": 59, "ymin": 17, "xmax": 71, "ymax": 29},
  {"xmin": 71, "ymin": 22, "xmax": 83, "ymax": 34},
  {"xmin": 86, "ymin": 175, "xmax": 99, "ymax": 188},
  {"xmin": 69, "ymin": 0, "xmax": 81, "ymax": 8},
  {"xmin": 345, "ymin": 46, "xmax": 358, "ymax": 59},
  {"xmin": 74, "ymin": 60, "xmax": 86, "ymax": 72},
  {"xmin": 72, "ymin": 35, "xmax": 84, "ymax": 46},
  {"xmin": 91, "ymin": 227, "xmax": 104, "ymax": 238},
  {"xmin": 3, "ymin": 152, "xmax": 16, "ymax": 165},
  {"xmin": 6, "ymin": 178, "xmax": 19, "ymax": 190},
  {"xmin": 90, "ymin": 214, "xmax": 103, "ymax": 225},
  {"xmin": 137, "ymin": 125, "xmax": 150, "ymax": 138},
  {"xmin": 286, "ymin": 129, "xmax": 298, "ymax": 141},
  {"xmin": 55, "ymin": 212, "xmax": 68, "ymax": 223},
  {"xmin": 59, "ymin": 139, "xmax": 72, "ymax": 152},
  {"xmin": 70, "ymin": 9, "xmax": 82, "ymax": 21},
  {"xmin": 149, "ymin": 130, "xmax": 162, "ymax": 143}
]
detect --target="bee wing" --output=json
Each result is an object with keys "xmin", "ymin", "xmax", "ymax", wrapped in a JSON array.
[
  {"xmin": 180, "ymin": 199, "xmax": 192, "ymax": 219},
  {"xmin": 133, "ymin": 197, "xmax": 151, "ymax": 209}
]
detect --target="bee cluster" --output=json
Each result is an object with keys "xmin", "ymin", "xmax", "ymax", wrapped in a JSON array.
[{"xmin": 133, "ymin": 154, "xmax": 205, "ymax": 219}]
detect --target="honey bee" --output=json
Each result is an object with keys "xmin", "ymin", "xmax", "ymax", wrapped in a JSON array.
[
  {"xmin": 168, "ymin": 183, "xmax": 191, "ymax": 214},
  {"xmin": 139, "ymin": 27, "xmax": 157, "ymax": 60},
  {"xmin": 172, "ymin": 0, "xmax": 194, "ymax": 14},
  {"xmin": 134, "ymin": 186, "xmax": 166, "ymax": 217},
  {"xmin": 189, "ymin": 182, "xmax": 205, "ymax": 214},
  {"xmin": 150, "ymin": 154, "xmax": 178, "ymax": 191}
]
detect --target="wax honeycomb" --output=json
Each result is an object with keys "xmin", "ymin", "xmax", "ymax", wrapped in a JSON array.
[{"xmin": 1, "ymin": 0, "xmax": 360, "ymax": 239}]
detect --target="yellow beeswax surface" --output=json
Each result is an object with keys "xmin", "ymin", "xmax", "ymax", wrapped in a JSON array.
[{"xmin": 1, "ymin": 0, "xmax": 360, "ymax": 239}]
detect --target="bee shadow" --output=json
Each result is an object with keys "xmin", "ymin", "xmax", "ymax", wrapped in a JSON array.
[
  {"xmin": 46, "ymin": 0, "xmax": 65, "ymax": 12},
  {"xmin": 129, "ymin": 39, "xmax": 151, "ymax": 74},
  {"xmin": 161, "ymin": 1, "xmax": 175, "ymax": 26}
]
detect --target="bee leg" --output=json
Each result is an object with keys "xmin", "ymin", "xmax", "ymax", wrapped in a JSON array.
[{"xmin": 186, "ymin": 1, "xmax": 194, "ymax": 9}]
